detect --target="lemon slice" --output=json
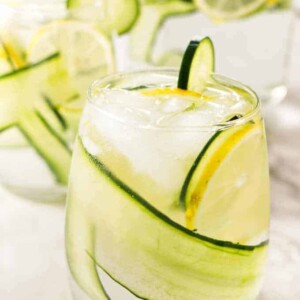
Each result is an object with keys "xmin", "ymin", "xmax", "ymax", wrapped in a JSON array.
[
  {"xmin": 27, "ymin": 20, "xmax": 115, "ymax": 92},
  {"xmin": 142, "ymin": 87, "xmax": 202, "ymax": 98},
  {"xmin": 195, "ymin": 0, "xmax": 267, "ymax": 21},
  {"xmin": 0, "ymin": 40, "xmax": 11, "ymax": 74},
  {"xmin": 0, "ymin": 33, "xmax": 25, "ymax": 73},
  {"xmin": 181, "ymin": 118, "xmax": 270, "ymax": 244}
]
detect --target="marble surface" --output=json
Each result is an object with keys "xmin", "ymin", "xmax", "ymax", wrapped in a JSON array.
[
  {"xmin": 1, "ymin": 14, "xmax": 300, "ymax": 300},
  {"xmin": 0, "ymin": 191, "xmax": 72, "ymax": 300},
  {"xmin": 259, "ymin": 89, "xmax": 300, "ymax": 299}
]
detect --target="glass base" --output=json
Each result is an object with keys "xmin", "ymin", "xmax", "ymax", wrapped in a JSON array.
[
  {"xmin": 0, "ymin": 144, "xmax": 66, "ymax": 202},
  {"xmin": 1, "ymin": 182, "xmax": 66, "ymax": 202}
]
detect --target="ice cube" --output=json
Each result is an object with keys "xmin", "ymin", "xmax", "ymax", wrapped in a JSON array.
[{"xmin": 160, "ymin": 97, "xmax": 192, "ymax": 114}]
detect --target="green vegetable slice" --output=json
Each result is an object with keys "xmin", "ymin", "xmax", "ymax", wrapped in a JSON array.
[
  {"xmin": 67, "ymin": 0, "xmax": 140, "ymax": 34},
  {"xmin": 0, "ymin": 53, "xmax": 72, "ymax": 183},
  {"xmin": 66, "ymin": 138, "xmax": 268, "ymax": 300},
  {"xmin": 178, "ymin": 37, "xmax": 215, "ymax": 93},
  {"xmin": 18, "ymin": 110, "xmax": 71, "ymax": 185},
  {"xmin": 180, "ymin": 117, "xmax": 270, "ymax": 244},
  {"xmin": 35, "ymin": 95, "xmax": 68, "ymax": 142},
  {"xmin": 0, "ymin": 53, "xmax": 60, "ymax": 132},
  {"xmin": 129, "ymin": 1, "xmax": 196, "ymax": 63}
]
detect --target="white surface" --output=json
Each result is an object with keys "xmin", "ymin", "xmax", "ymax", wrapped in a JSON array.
[
  {"xmin": 1, "ymin": 11, "xmax": 300, "ymax": 300},
  {"xmin": 0, "ymin": 188, "xmax": 72, "ymax": 300}
]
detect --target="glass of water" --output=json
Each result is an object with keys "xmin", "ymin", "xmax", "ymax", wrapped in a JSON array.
[
  {"xmin": 120, "ymin": 0, "xmax": 295, "ymax": 107},
  {"xmin": 0, "ymin": 1, "xmax": 115, "ymax": 201}
]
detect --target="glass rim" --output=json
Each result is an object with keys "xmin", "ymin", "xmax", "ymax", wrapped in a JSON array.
[{"xmin": 87, "ymin": 68, "xmax": 261, "ymax": 131}]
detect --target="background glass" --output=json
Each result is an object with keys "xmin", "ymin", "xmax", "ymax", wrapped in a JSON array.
[
  {"xmin": 116, "ymin": 1, "xmax": 294, "ymax": 108},
  {"xmin": 0, "ymin": 1, "xmax": 115, "ymax": 201}
]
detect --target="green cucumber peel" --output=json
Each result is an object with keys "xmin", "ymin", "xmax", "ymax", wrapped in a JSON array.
[
  {"xmin": 66, "ymin": 214, "xmax": 110, "ymax": 300},
  {"xmin": 180, "ymin": 115, "xmax": 242, "ymax": 209},
  {"xmin": 67, "ymin": 0, "xmax": 140, "ymax": 35},
  {"xmin": 111, "ymin": 0, "xmax": 140, "ymax": 35},
  {"xmin": 0, "ymin": 123, "xmax": 16, "ymax": 134},
  {"xmin": 35, "ymin": 110, "xmax": 70, "ymax": 151},
  {"xmin": 18, "ymin": 110, "xmax": 71, "ymax": 185},
  {"xmin": 178, "ymin": 37, "xmax": 215, "ymax": 93},
  {"xmin": 43, "ymin": 95, "xmax": 68, "ymax": 130},
  {"xmin": 130, "ymin": 1, "xmax": 196, "ymax": 63},
  {"xmin": 80, "ymin": 138, "xmax": 266, "ymax": 251},
  {"xmin": 0, "ymin": 52, "xmax": 72, "ymax": 184},
  {"xmin": 35, "ymin": 95, "xmax": 69, "ymax": 144},
  {"xmin": 0, "ymin": 52, "xmax": 59, "ymax": 80},
  {"xmin": 66, "ymin": 138, "xmax": 268, "ymax": 300},
  {"xmin": 87, "ymin": 251, "xmax": 146, "ymax": 300},
  {"xmin": 0, "ymin": 52, "xmax": 60, "ymax": 132}
]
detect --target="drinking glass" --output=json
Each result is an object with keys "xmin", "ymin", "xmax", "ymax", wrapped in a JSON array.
[
  {"xmin": 118, "ymin": 1, "xmax": 294, "ymax": 107},
  {"xmin": 0, "ymin": 1, "xmax": 115, "ymax": 201},
  {"xmin": 66, "ymin": 69, "xmax": 270, "ymax": 300}
]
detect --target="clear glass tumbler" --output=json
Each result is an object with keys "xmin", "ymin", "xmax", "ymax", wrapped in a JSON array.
[
  {"xmin": 118, "ymin": 1, "xmax": 294, "ymax": 107},
  {"xmin": 66, "ymin": 69, "xmax": 270, "ymax": 300},
  {"xmin": 0, "ymin": 1, "xmax": 115, "ymax": 201}
]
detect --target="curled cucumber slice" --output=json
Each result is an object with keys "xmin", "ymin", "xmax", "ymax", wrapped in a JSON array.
[{"xmin": 178, "ymin": 37, "xmax": 215, "ymax": 93}]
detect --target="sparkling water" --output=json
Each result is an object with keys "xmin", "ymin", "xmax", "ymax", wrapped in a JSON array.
[{"xmin": 80, "ymin": 73, "xmax": 256, "ymax": 226}]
